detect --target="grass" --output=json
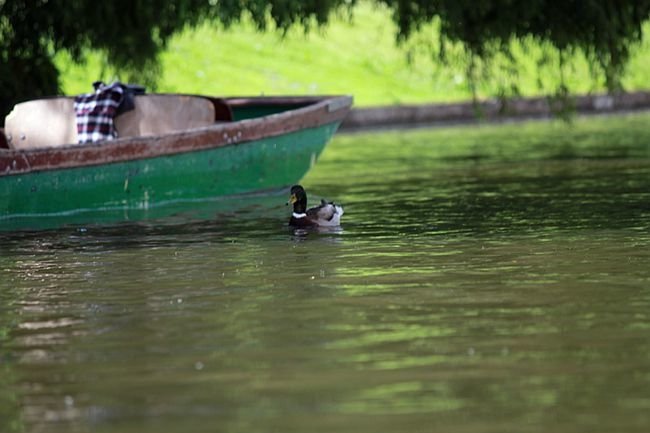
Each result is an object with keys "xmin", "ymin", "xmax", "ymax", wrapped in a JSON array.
[{"xmin": 56, "ymin": 2, "xmax": 650, "ymax": 107}]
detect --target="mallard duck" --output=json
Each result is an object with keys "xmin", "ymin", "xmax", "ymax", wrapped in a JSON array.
[{"xmin": 287, "ymin": 185, "xmax": 344, "ymax": 227}]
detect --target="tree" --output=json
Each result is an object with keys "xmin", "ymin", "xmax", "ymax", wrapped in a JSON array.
[
  {"xmin": 0, "ymin": 0, "xmax": 351, "ymax": 123},
  {"xmin": 380, "ymin": 0, "xmax": 650, "ymax": 98},
  {"xmin": 2, "ymin": 0, "xmax": 650, "ymax": 124}
]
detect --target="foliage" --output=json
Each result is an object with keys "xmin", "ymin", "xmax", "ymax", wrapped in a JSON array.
[
  {"xmin": 57, "ymin": 4, "xmax": 650, "ymax": 109},
  {"xmin": 59, "ymin": 3, "xmax": 447, "ymax": 106},
  {"xmin": 2, "ymin": 0, "xmax": 650, "ymax": 122},
  {"xmin": 380, "ymin": 0, "xmax": 650, "ymax": 98},
  {"xmin": 0, "ymin": 0, "xmax": 353, "ymax": 122}
]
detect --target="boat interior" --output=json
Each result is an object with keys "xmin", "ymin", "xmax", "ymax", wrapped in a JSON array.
[
  {"xmin": 0, "ymin": 95, "xmax": 236, "ymax": 151},
  {"xmin": 0, "ymin": 94, "xmax": 324, "ymax": 152}
]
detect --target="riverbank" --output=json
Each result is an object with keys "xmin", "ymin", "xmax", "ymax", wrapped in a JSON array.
[
  {"xmin": 57, "ymin": 1, "xmax": 650, "ymax": 109},
  {"xmin": 340, "ymin": 91, "xmax": 650, "ymax": 132}
]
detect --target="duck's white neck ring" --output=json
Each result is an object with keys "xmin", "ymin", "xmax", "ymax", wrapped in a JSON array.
[{"xmin": 292, "ymin": 212, "xmax": 307, "ymax": 218}]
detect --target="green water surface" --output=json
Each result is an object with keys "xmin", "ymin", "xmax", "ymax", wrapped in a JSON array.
[{"xmin": 1, "ymin": 113, "xmax": 649, "ymax": 433}]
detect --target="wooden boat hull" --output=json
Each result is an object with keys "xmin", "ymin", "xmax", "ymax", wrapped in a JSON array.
[{"xmin": 0, "ymin": 95, "xmax": 351, "ymax": 227}]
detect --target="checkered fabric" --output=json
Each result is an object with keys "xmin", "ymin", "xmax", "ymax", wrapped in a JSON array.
[{"xmin": 74, "ymin": 83, "xmax": 125, "ymax": 144}]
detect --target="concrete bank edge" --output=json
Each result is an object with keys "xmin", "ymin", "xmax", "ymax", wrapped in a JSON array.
[{"xmin": 340, "ymin": 91, "xmax": 650, "ymax": 132}]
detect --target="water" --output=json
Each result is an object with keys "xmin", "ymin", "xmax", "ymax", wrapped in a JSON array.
[{"xmin": 2, "ymin": 115, "xmax": 650, "ymax": 433}]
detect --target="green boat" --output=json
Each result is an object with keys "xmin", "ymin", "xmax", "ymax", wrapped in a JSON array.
[{"xmin": 0, "ymin": 94, "xmax": 352, "ymax": 230}]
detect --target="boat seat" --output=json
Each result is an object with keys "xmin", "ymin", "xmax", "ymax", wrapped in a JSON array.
[
  {"xmin": 4, "ymin": 94, "xmax": 230, "ymax": 150},
  {"xmin": 115, "ymin": 95, "xmax": 217, "ymax": 138},
  {"xmin": 5, "ymin": 98, "xmax": 78, "ymax": 150}
]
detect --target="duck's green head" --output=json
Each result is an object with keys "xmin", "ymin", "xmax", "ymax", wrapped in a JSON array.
[{"xmin": 288, "ymin": 185, "xmax": 308, "ymax": 213}]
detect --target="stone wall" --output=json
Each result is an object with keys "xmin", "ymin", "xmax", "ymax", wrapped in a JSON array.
[{"xmin": 340, "ymin": 91, "xmax": 650, "ymax": 131}]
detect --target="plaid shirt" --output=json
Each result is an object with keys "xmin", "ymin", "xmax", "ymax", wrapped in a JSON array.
[{"xmin": 74, "ymin": 83, "xmax": 124, "ymax": 144}]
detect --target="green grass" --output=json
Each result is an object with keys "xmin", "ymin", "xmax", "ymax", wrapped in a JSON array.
[{"xmin": 56, "ymin": 2, "xmax": 650, "ymax": 106}]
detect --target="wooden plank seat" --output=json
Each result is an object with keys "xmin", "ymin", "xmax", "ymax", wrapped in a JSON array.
[{"xmin": 3, "ymin": 94, "xmax": 230, "ymax": 150}]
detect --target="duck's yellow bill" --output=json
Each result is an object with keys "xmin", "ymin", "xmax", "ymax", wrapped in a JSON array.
[{"xmin": 288, "ymin": 194, "xmax": 297, "ymax": 204}]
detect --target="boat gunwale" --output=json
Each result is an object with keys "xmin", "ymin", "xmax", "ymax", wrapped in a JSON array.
[{"xmin": 0, "ymin": 94, "xmax": 352, "ymax": 177}]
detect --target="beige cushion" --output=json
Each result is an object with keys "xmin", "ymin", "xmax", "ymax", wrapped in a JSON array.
[
  {"xmin": 4, "ymin": 94, "xmax": 216, "ymax": 150},
  {"xmin": 4, "ymin": 98, "xmax": 77, "ymax": 149},
  {"xmin": 115, "ymin": 95, "xmax": 215, "ymax": 137}
]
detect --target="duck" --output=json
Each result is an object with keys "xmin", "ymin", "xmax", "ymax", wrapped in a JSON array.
[{"xmin": 286, "ymin": 185, "xmax": 344, "ymax": 227}]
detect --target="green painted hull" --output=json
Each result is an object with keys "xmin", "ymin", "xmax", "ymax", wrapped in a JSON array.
[
  {"xmin": 1, "ymin": 95, "xmax": 352, "ymax": 230},
  {"xmin": 1, "ymin": 123, "xmax": 337, "ymax": 221}
]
